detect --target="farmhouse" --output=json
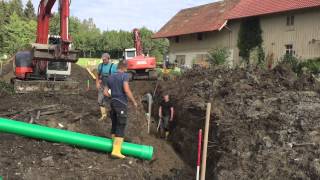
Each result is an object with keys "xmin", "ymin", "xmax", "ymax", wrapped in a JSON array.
[{"xmin": 153, "ymin": 0, "xmax": 320, "ymax": 67}]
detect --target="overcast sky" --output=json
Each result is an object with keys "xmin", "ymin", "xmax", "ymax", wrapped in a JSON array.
[{"xmin": 22, "ymin": 0, "xmax": 216, "ymax": 31}]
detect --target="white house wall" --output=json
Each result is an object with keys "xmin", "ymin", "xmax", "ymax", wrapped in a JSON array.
[
  {"xmin": 168, "ymin": 8, "xmax": 320, "ymax": 67},
  {"xmin": 260, "ymin": 8, "xmax": 320, "ymax": 63}
]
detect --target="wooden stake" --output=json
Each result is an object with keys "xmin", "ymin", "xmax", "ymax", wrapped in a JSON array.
[
  {"xmin": 200, "ymin": 103, "xmax": 211, "ymax": 180},
  {"xmin": 0, "ymin": 61, "xmax": 3, "ymax": 76},
  {"xmin": 86, "ymin": 67, "xmax": 96, "ymax": 80},
  {"xmin": 86, "ymin": 79, "xmax": 90, "ymax": 91},
  {"xmin": 147, "ymin": 93, "xmax": 153, "ymax": 134}
]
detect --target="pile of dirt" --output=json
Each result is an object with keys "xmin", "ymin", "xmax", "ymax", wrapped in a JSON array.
[
  {"xmin": 0, "ymin": 64, "xmax": 193, "ymax": 179},
  {"xmin": 0, "ymin": 63, "xmax": 93, "ymax": 97},
  {"xmin": 155, "ymin": 65, "xmax": 320, "ymax": 179}
]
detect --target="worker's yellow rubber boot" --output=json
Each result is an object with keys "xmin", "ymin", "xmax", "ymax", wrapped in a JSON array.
[
  {"xmin": 165, "ymin": 131, "xmax": 170, "ymax": 140},
  {"xmin": 98, "ymin": 107, "xmax": 107, "ymax": 121},
  {"xmin": 111, "ymin": 137, "xmax": 126, "ymax": 159}
]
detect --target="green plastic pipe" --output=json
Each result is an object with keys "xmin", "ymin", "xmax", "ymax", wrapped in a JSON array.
[{"xmin": 0, "ymin": 118, "xmax": 153, "ymax": 160}]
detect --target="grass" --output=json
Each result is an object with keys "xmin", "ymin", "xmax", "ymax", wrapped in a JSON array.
[
  {"xmin": 76, "ymin": 58, "xmax": 120, "ymax": 69},
  {"xmin": 76, "ymin": 58, "xmax": 101, "ymax": 68}
]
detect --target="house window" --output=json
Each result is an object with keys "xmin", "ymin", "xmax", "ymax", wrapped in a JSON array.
[
  {"xmin": 197, "ymin": 33, "xmax": 203, "ymax": 41},
  {"xmin": 175, "ymin": 55, "xmax": 186, "ymax": 65},
  {"xmin": 194, "ymin": 54, "xmax": 209, "ymax": 67},
  {"xmin": 286, "ymin": 15, "xmax": 294, "ymax": 26},
  {"xmin": 175, "ymin": 36, "xmax": 180, "ymax": 43},
  {"xmin": 285, "ymin": 44, "xmax": 294, "ymax": 55}
]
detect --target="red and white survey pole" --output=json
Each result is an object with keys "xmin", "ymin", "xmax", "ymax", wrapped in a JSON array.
[{"xmin": 196, "ymin": 129, "xmax": 203, "ymax": 180}]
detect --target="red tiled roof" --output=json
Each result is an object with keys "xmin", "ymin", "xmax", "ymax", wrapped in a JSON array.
[
  {"xmin": 152, "ymin": 0, "xmax": 240, "ymax": 38},
  {"xmin": 153, "ymin": 0, "xmax": 320, "ymax": 38},
  {"xmin": 227, "ymin": 0, "xmax": 320, "ymax": 20}
]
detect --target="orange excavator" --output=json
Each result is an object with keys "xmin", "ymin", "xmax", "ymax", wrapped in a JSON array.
[
  {"xmin": 12, "ymin": 0, "xmax": 79, "ymax": 94},
  {"xmin": 124, "ymin": 29, "xmax": 157, "ymax": 80}
]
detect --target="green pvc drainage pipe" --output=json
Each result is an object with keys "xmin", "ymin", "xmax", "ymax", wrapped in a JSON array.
[{"xmin": 0, "ymin": 118, "xmax": 153, "ymax": 160}]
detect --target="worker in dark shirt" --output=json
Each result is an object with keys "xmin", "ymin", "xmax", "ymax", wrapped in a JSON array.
[
  {"xmin": 104, "ymin": 60, "xmax": 138, "ymax": 159},
  {"xmin": 159, "ymin": 94, "xmax": 174, "ymax": 140},
  {"xmin": 96, "ymin": 53, "xmax": 117, "ymax": 121}
]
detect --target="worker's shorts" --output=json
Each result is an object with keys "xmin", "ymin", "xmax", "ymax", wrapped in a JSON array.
[
  {"xmin": 98, "ymin": 87, "xmax": 110, "ymax": 107},
  {"xmin": 161, "ymin": 116, "xmax": 170, "ymax": 131},
  {"xmin": 110, "ymin": 101, "xmax": 128, "ymax": 137}
]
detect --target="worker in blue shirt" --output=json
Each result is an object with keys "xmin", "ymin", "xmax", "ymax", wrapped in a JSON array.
[
  {"xmin": 96, "ymin": 53, "xmax": 118, "ymax": 121},
  {"xmin": 104, "ymin": 60, "xmax": 138, "ymax": 159}
]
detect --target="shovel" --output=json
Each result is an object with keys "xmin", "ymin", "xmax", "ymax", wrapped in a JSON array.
[{"xmin": 157, "ymin": 118, "xmax": 162, "ymax": 132}]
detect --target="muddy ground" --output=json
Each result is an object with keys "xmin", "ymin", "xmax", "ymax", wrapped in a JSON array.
[
  {"xmin": 154, "ymin": 65, "xmax": 320, "ymax": 180},
  {"xmin": 2, "ymin": 61, "xmax": 320, "ymax": 180},
  {"xmin": 0, "ymin": 64, "xmax": 192, "ymax": 180}
]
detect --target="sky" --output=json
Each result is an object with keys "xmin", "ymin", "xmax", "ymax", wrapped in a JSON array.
[{"xmin": 22, "ymin": 0, "xmax": 216, "ymax": 31}]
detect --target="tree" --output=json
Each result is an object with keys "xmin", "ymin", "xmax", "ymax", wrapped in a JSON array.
[
  {"xmin": 238, "ymin": 17, "xmax": 263, "ymax": 66},
  {"xmin": 139, "ymin": 27, "xmax": 169, "ymax": 62},
  {"xmin": 0, "ymin": 1, "xmax": 8, "ymax": 55},
  {"xmin": 8, "ymin": 0, "xmax": 24, "ymax": 17},
  {"xmin": 49, "ymin": 13, "xmax": 60, "ymax": 35},
  {"xmin": 3, "ymin": 13, "xmax": 36, "ymax": 55},
  {"xmin": 140, "ymin": 27, "xmax": 153, "ymax": 54},
  {"xmin": 24, "ymin": 0, "xmax": 36, "ymax": 20},
  {"xmin": 0, "ymin": 7, "xmax": 166, "ymax": 59}
]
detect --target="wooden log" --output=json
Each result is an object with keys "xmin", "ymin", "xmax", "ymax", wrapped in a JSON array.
[
  {"xmin": 71, "ymin": 112, "xmax": 91, "ymax": 122},
  {"xmin": 40, "ymin": 110, "xmax": 64, "ymax": 116}
]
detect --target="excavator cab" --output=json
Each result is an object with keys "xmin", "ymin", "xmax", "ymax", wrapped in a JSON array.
[
  {"xmin": 124, "ymin": 48, "xmax": 137, "ymax": 60},
  {"xmin": 46, "ymin": 35, "xmax": 72, "ymax": 80},
  {"xmin": 123, "ymin": 28, "xmax": 158, "ymax": 80}
]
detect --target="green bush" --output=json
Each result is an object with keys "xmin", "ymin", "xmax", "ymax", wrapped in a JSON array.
[
  {"xmin": 280, "ymin": 54, "xmax": 300, "ymax": 72},
  {"xmin": 207, "ymin": 47, "xmax": 230, "ymax": 65},
  {"xmin": 280, "ymin": 55, "xmax": 320, "ymax": 75},
  {"xmin": 249, "ymin": 46, "xmax": 265, "ymax": 67},
  {"xmin": 297, "ymin": 58, "xmax": 320, "ymax": 75},
  {"xmin": 170, "ymin": 68, "xmax": 182, "ymax": 76}
]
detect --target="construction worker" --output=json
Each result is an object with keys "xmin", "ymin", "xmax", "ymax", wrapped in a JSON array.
[
  {"xmin": 159, "ymin": 94, "xmax": 174, "ymax": 140},
  {"xmin": 96, "ymin": 53, "xmax": 117, "ymax": 121},
  {"xmin": 104, "ymin": 60, "xmax": 138, "ymax": 159},
  {"xmin": 164, "ymin": 55, "xmax": 170, "ymax": 68}
]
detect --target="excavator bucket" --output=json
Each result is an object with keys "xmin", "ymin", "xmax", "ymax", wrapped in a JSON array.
[
  {"xmin": 32, "ymin": 43, "xmax": 78, "ymax": 63},
  {"xmin": 12, "ymin": 79, "xmax": 80, "ymax": 94}
]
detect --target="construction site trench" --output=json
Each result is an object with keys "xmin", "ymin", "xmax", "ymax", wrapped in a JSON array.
[
  {"xmin": 1, "ymin": 63, "xmax": 320, "ymax": 180},
  {"xmin": 0, "ymin": 64, "xmax": 192, "ymax": 180}
]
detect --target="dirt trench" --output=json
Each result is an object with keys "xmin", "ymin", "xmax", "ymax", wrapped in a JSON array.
[
  {"xmin": 0, "ymin": 64, "xmax": 193, "ymax": 180},
  {"xmin": 153, "ymin": 65, "xmax": 320, "ymax": 180}
]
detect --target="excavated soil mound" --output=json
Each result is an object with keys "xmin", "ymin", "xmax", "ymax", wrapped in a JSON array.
[{"xmin": 154, "ymin": 65, "xmax": 320, "ymax": 180}]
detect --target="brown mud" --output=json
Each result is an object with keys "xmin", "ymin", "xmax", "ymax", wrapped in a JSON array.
[
  {"xmin": 0, "ymin": 64, "xmax": 192, "ymax": 180},
  {"xmin": 154, "ymin": 65, "xmax": 320, "ymax": 180}
]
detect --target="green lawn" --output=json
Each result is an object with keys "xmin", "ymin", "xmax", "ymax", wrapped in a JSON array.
[
  {"xmin": 77, "ymin": 58, "xmax": 120, "ymax": 69},
  {"xmin": 76, "ymin": 58, "xmax": 101, "ymax": 68}
]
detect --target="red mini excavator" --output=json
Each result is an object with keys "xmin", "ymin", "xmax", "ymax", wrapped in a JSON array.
[
  {"xmin": 124, "ymin": 29, "xmax": 157, "ymax": 80},
  {"xmin": 12, "ymin": 0, "xmax": 79, "ymax": 94}
]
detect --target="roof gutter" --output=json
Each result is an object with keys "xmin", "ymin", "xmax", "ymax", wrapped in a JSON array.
[{"xmin": 218, "ymin": 20, "xmax": 228, "ymax": 31}]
